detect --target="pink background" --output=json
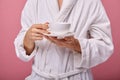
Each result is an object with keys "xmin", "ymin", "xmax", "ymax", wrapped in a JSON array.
[{"xmin": 0, "ymin": 0, "xmax": 120, "ymax": 80}]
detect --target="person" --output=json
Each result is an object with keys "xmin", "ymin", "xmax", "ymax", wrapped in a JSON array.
[{"xmin": 14, "ymin": 0, "xmax": 114, "ymax": 80}]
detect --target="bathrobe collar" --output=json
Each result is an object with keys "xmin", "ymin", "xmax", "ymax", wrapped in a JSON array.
[{"xmin": 46, "ymin": 0, "xmax": 78, "ymax": 22}]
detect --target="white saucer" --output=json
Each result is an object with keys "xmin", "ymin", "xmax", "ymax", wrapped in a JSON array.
[{"xmin": 43, "ymin": 32, "xmax": 74, "ymax": 39}]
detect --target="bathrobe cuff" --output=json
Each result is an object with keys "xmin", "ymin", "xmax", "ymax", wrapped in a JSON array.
[
  {"xmin": 73, "ymin": 38, "xmax": 87, "ymax": 69},
  {"xmin": 14, "ymin": 31, "xmax": 38, "ymax": 62},
  {"xmin": 78, "ymin": 38, "xmax": 89, "ymax": 68},
  {"xmin": 75, "ymin": 37, "xmax": 113, "ymax": 69}
]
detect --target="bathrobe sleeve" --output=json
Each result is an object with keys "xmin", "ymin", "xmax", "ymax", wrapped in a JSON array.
[
  {"xmin": 77, "ymin": 0, "xmax": 114, "ymax": 68},
  {"xmin": 14, "ymin": 0, "xmax": 38, "ymax": 62}
]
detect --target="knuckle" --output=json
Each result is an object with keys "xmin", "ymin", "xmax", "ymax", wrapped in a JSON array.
[
  {"xmin": 31, "ymin": 28, "xmax": 34, "ymax": 32},
  {"xmin": 31, "ymin": 33, "xmax": 34, "ymax": 36}
]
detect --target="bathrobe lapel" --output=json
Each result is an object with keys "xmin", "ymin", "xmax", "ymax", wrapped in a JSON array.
[
  {"xmin": 46, "ymin": 0, "xmax": 78, "ymax": 22},
  {"xmin": 45, "ymin": 0, "xmax": 59, "ymax": 21}
]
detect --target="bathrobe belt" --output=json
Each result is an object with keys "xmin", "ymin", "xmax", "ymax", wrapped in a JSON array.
[{"xmin": 32, "ymin": 66, "xmax": 86, "ymax": 80}]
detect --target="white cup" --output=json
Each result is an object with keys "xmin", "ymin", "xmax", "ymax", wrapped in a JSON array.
[{"xmin": 48, "ymin": 22, "xmax": 71, "ymax": 35}]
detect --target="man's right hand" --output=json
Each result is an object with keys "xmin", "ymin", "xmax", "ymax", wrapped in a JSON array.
[{"xmin": 23, "ymin": 23, "xmax": 49, "ymax": 55}]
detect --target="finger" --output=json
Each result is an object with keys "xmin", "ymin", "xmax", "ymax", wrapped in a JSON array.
[
  {"xmin": 44, "ymin": 35, "xmax": 50, "ymax": 40},
  {"xmin": 44, "ymin": 36, "xmax": 56, "ymax": 42},
  {"xmin": 46, "ymin": 37, "xmax": 69, "ymax": 48},
  {"xmin": 31, "ymin": 33, "xmax": 43, "ymax": 37},
  {"xmin": 32, "ymin": 36, "xmax": 43, "ymax": 41},
  {"xmin": 64, "ymin": 36, "xmax": 73, "ymax": 39},
  {"xmin": 32, "ymin": 24, "xmax": 49, "ymax": 29},
  {"xmin": 64, "ymin": 36, "xmax": 74, "ymax": 41},
  {"xmin": 47, "ymin": 37, "xmax": 66, "ymax": 46},
  {"xmin": 47, "ymin": 37, "xmax": 59, "ymax": 42},
  {"xmin": 32, "ymin": 28, "xmax": 50, "ymax": 34},
  {"xmin": 44, "ymin": 36, "xmax": 50, "ymax": 41},
  {"xmin": 42, "ymin": 24, "xmax": 49, "ymax": 29},
  {"xmin": 55, "ymin": 41, "xmax": 68, "ymax": 48},
  {"xmin": 44, "ymin": 36, "xmax": 55, "ymax": 42},
  {"xmin": 39, "ymin": 29, "xmax": 50, "ymax": 34}
]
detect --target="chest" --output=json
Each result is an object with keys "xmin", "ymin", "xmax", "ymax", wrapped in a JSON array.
[{"xmin": 36, "ymin": 0, "xmax": 91, "ymax": 38}]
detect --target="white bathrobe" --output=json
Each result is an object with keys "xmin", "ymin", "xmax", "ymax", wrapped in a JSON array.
[{"xmin": 14, "ymin": 0, "xmax": 114, "ymax": 80}]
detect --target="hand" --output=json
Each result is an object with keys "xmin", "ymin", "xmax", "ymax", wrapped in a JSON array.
[
  {"xmin": 25, "ymin": 23, "xmax": 49, "ymax": 42},
  {"xmin": 24, "ymin": 22, "xmax": 49, "ymax": 55},
  {"xmin": 45, "ymin": 36, "xmax": 81, "ymax": 53}
]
